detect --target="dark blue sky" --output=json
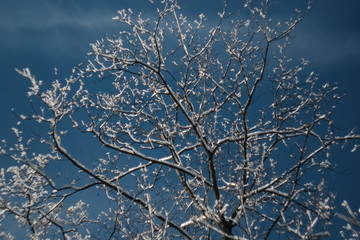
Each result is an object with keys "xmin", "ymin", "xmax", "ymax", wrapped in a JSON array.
[{"xmin": 0, "ymin": 0, "xmax": 359, "ymax": 210}]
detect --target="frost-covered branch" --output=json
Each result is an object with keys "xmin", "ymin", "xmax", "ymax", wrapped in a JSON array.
[{"xmin": 1, "ymin": 0, "xmax": 359, "ymax": 239}]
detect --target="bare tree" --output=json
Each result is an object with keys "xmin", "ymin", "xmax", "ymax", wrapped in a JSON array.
[
  {"xmin": 1, "ymin": 0, "xmax": 359, "ymax": 239},
  {"xmin": 336, "ymin": 201, "xmax": 360, "ymax": 240}
]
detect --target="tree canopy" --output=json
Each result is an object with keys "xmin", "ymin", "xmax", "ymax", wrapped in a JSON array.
[{"xmin": 1, "ymin": 0, "xmax": 359, "ymax": 239}]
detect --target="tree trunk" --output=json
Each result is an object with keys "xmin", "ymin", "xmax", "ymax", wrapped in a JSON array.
[{"xmin": 220, "ymin": 218, "xmax": 234, "ymax": 240}]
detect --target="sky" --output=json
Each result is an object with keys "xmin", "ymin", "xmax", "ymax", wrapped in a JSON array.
[{"xmin": 0, "ymin": 0, "xmax": 359, "ymax": 222}]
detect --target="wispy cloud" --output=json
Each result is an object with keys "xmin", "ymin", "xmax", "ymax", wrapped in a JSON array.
[
  {"xmin": 291, "ymin": 30, "xmax": 360, "ymax": 67},
  {"xmin": 289, "ymin": 0, "xmax": 360, "ymax": 67},
  {"xmin": 0, "ymin": 0, "xmax": 121, "ymax": 59},
  {"xmin": 0, "ymin": 0, "xmax": 118, "ymax": 30}
]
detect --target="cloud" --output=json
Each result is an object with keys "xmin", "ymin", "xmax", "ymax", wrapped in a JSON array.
[
  {"xmin": 2, "ymin": 0, "xmax": 358, "ymax": 66},
  {"xmin": 291, "ymin": 30, "xmax": 360, "ymax": 67},
  {"xmin": 288, "ymin": 0, "xmax": 360, "ymax": 67},
  {"xmin": 0, "ymin": 0, "xmax": 121, "ymax": 59},
  {"xmin": 0, "ymin": 0, "xmax": 118, "ymax": 30}
]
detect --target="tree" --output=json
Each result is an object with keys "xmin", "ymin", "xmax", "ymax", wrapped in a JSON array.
[
  {"xmin": 337, "ymin": 201, "xmax": 360, "ymax": 240},
  {"xmin": 0, "ymin": 0, "xmax": 359, "ymax": 239}
]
